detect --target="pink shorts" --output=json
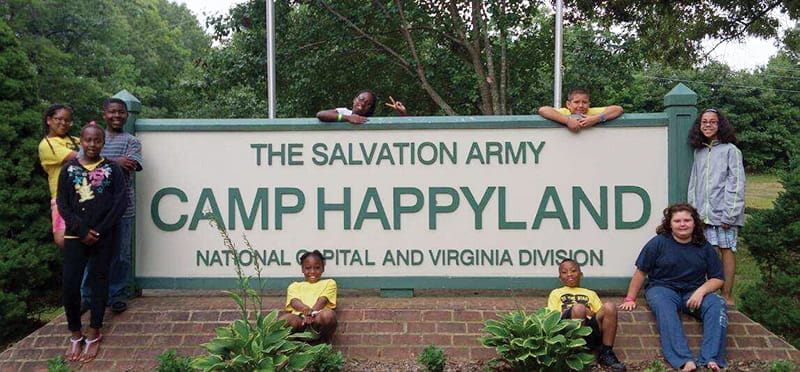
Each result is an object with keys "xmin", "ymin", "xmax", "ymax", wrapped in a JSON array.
[{"xmin": 50, "ymin": 198, "xmax": 65, "ymax": 232}]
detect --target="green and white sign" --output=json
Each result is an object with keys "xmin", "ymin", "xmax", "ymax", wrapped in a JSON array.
[{"xmin": 133, "ymin": 106, "xmax": 702, "ymax": 290}]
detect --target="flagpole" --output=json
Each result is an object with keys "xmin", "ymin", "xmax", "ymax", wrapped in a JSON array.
[
  {"xmin": 554, "ymin": 0, "xmax": 563, "ymax": 108},
  {"xmin": 266, "ymin": 0, "xmax": 276, "ymax": 118}
]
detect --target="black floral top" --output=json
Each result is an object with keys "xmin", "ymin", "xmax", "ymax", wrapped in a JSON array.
[{"xmin": 56, "ymin": 158, "xmax": 127, "ymax": 239}]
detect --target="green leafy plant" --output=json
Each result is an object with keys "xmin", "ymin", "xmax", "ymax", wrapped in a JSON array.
[
  {"xmin": 769, "ymin": 359, "xmax": 797, "ymax": 372},
  {"xmin": 479, "ymin": 308, "xmax": 594, "ymax": 371},
  {"xmin": 643, "ymin": 359, "xmax": 668, "ymax": 372},
  {"xmin": 417, "ymin": 344, "xmax": 447, "ymax": 372},
  {"xmin": 740, "ymin": 166, "xmax": 800, "ymax": 348},
  {"xmin": 156, "ymin": 349, "xmax": 193, "ymax": 372},
  {"xmin": 191, "ymin": 214, "xmax": 323, "ymax": 371},
  {"xmin": 46, "ymin": 355, "xmax": 70, "ymax": 372},
  {"xmin": 306, "ymin": 343, "xmax": 344, "ymax": 372}
]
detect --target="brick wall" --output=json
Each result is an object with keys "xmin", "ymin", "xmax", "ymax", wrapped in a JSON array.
[{"xmin": 0, "ymin": 295, "xmax": 797, "ymax": 371}]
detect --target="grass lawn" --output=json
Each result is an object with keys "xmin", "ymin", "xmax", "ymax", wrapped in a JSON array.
[
  {"xmin": 745, "ymin": 173, "xmax": 784, "ymax": 210},
  {"xmin": 734, "ymin": 173, "xmax": 782, "ymax": 304}
]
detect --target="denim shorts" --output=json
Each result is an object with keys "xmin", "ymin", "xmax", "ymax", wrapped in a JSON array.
[{"xmin": 704, "ymin": 225, "xmax": 738, "ymax": 252}]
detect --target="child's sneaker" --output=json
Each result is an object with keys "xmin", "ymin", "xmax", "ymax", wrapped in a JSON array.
[{"xmin": 597, "ymin": 348, "xmax": 625, "ymax": 371}]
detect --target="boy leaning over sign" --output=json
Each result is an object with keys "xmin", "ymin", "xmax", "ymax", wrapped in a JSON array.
[
  {"xmin": 538, "ymin": 87, "xmax": 623, "ymax": 132},
  {"xmin": 547, "ymin": 259, "xmax": 626, "ymax": 371}
]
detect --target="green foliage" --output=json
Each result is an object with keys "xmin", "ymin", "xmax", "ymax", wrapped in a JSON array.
[
  {"xmin": 191, "ymin": 215, "xmax": 323, "ymax": 371},
  {"xmin": 740, "ymin": 166, "xmax": 800, "ymax": 348},
  {"xmin": 643, "ymin": 359, "xmax": 668, "ymax": 372},
  {"xmin": 769, "ymin": 359, "xmax": 797, "ymax": 372},
  {"xmin": 479, "ymin": 308, "xmax": 595, "ymax": 371},
  {"xmin": 156, "ymin": 349, "xmax": 193, "ymax": 372},
  {"xmin": 417, "ymin": 344, "xmax": 447, "ymax": 372},
  {"xmin": 46, "ymin": 355, "xmax": 70, "ymax": 372},
  {"xmin": 0, "ymin": 17, "xmax": 62, "ymax": 343},
  {"xmin": 306, "ymin": 343, "xmax": 344, "ymax": 372}
]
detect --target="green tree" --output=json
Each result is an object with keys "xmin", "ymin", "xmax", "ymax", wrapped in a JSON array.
[
  {"xmin": 740, "ymin": 165, "xmax": 800, "ymax": 347},
  {"xmin": 0, "ymin": 18, "xmax": 60, "ymax": 341}
]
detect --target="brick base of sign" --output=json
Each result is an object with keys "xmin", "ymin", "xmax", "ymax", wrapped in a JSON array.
[{"xmin": 1, "ymin": 294, "xmax": 797, "ymax": 371}]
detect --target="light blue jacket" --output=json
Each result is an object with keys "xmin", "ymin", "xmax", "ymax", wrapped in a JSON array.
[{"xmin": 687, "ymin": 141, "xmax": 746, "ymax": 226}]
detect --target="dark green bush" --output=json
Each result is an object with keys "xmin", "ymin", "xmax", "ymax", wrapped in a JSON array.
[
  {"xmin": 417, "ymin": 344, "xmax": 446, "ymax": 372},
  {"xmin": 0, "ymin": 18, "xmax": 63, "ymax": 344},
  {"xmin": 479, "ymin": 308, "xmax": 594, "ymax": 371},
  {"xmin": 740, "ymin": 165, "xmax": 800, "ymax": 348},
  {"xmin": 307, "ymin": 343, "xmax": 343, "ymax": 372},
  {"xmin": 156, "ymin": 349, "xmax": 193, "ymax": 372}
]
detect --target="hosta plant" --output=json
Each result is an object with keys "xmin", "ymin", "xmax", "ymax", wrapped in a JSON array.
[
  {"xmin": 191, "ymin": 214, "xmax": 324, "ymax": 371},
  {"xmin": 479, "ymin": 308, "xmax": 595, "ymax": 371}
]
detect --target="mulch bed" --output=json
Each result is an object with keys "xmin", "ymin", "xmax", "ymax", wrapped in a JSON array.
[{"xmin": 343, "ymin": 358, "xmax": 777, "ymax": 371}]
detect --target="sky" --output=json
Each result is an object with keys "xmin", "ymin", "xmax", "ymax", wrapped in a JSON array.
[{"xmin": 173, "ymin": 0, "xmax": 785, "ymax": 71}]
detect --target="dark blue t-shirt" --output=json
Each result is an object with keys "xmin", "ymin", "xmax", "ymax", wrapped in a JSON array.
[{"xmin": 635, "ymin": 233, "xmax": 724, "ymax": 293}]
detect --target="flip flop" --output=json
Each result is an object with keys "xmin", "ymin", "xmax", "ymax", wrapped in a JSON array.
[
  {"xmin": 79, "ymin": 334, "xmax": 103, "ymax": 363},
  {"xmin": 65, "ymin": 336, "xmax": 83, "ymax": 361}
]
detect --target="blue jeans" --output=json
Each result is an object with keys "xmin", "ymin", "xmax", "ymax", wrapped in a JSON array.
[
  {"xmin": 645, "ymin": 286, "xmax": 728, "ymax": 369},
  {"xmin": 82, "ymin": 216, "xmax": 133, "ymax": 303}
]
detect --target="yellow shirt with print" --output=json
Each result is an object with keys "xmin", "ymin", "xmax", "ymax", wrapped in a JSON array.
[
  {"xmin": 556, "ymin": 107, "xmax": 607, "ymax": 116},
  {"xmin": 547, "ymin": 286, "xmax": 603, "ymax": 315},
  {"xmin": 285, "ymin": 279, "xmax": 337, "ymax": 315},
  {"xmin": 38, "ymin": 136, "xmax": 79, "ymax": 198}
]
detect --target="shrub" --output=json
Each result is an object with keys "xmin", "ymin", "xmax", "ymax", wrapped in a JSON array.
[
  {"xmin": 740, "ymin": 165, "xmax": 800, "ymax": 348},
  {"xmin": 417, "ymin": 344, "xmax": 446, "ymax": 372},
  {"xmin": 307, "ymin": 343, "xmax": 344, "ymax": 372},
  {"xmin": 191, "ymin": 215, "xmax": 325, "ymax": 371},
  {"xmin": 156, "ymin": 349, "xmax": 193, "ymax": 372},
  {"xmin": 643, "ymin": 359, "xmax": 668, "ymax": 372},
  {"xmin": 479, "ymin": 308, "xmax": 594, "ymax": 371},
  {"xmin": 0, "ymin": 18, "xmax": 62, "ymax": 344},
  {"xmin": 46, "ymin": 355, "xmax": 70, "ymax": 372},
  {"xmin": 769, "ymin": 359, "xmax": 797, "ymax": 372}
]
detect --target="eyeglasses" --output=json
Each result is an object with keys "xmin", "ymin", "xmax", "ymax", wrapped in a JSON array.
[{"xmin": 701, "ymin": 120, "xmax": 719, "ymax": 125}]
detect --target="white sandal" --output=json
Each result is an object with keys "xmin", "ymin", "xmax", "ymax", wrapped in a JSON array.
[
  {"xmin": 66, "ymin": 336, "xmax": 83, "ymax": 361},
  {"xmin": 80, "ymin": 334, "xmax": 103, "ymax": 363}
]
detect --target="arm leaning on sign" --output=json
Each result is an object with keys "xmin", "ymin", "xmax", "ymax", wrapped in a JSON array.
[
  {"xmin": 577, "ymin": 105, "xmax": 624, "ymax": 129},
  {"xmin": 618, "ymin": 269, "xmax": 646, "ymax": 311}
]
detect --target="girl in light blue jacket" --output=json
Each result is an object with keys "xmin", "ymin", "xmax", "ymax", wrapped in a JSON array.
[{"xmin": 687, "ymin": 108, "xmax": 745, "ymax": 306}]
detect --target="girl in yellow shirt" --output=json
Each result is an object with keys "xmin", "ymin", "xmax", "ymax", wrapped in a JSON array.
[
  {"xmin": 280, "ymin": 250, "xmax": 338, "ymax": 342},
  {"xmin": 37, "ymin": 104, "xmax": 78, "ymax": 249}
]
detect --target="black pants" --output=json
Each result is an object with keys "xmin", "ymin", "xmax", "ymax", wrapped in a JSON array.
[{"xmin": 63, "ymin": 234, "xmax": 114, "ymax": 332}]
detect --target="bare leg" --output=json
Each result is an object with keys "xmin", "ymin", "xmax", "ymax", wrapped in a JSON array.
[
  {"xmin": 312, "ymin": 309, "xmax": 337, "ymax": 342},
  {"xmin": 568, "ymin": 303, "xmax": 588, "ymax": 319},
  {"xmin": 596, "ymin": 302, "xmax": 618, "ymax": 347},
  {"xmin": 54, "ymin": 230, "xmax": 65, "ymax": 249},
  {"xmin": 717, "ymin": 247, "xmax": 736, "ymax": 305}
]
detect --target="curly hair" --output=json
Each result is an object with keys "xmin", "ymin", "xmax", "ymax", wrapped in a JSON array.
[
  {"xmin": 655, "ymin": 203, "xmax": 706, "ymax": 244},
  {"xmin": 688, "ymin": 108, "xmax": 738, "ymax": 148}
]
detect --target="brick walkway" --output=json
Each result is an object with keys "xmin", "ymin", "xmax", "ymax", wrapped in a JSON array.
[{"xmin": 1, "ymin": 293, "xmax": 797, "ymax": 371}]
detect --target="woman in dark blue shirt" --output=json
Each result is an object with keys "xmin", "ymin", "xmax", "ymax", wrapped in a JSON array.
[{"xmin": 618, "ymin": 203, "xmax": 726, "ymax": 372}]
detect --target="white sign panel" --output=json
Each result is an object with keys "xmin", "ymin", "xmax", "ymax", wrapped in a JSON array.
[{"xmin": 136, "ymin": 126, "xmax": 667, "ymax": 282}]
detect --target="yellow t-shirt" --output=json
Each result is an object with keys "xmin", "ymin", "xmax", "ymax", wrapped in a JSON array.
[
  {"xmin": 547, "ymin": 286, "xmax": 603, "ymax": 315},
  {"xmin": 556, "ymin": 107, "xmax": 607, "ymax": 116},
  {"xmin": 38, "ymin": 136, "xmax": 79, "ymax": 198},
  {"xmin": 285, "ymin": 279, "xmax": 337, "ymax": 315}
]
